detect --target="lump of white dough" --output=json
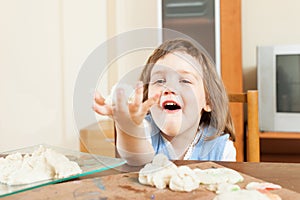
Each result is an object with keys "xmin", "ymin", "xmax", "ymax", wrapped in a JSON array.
[
  {"xmin": 152, "ymin": 166, "xmax": 178, "ymax": 189},
  {"xmin": 104, "ymin": 84, "xmax": 135, "ymax": 105},
  {"xmin": 138, "ymin": 154, "xmax": 246, "ymax": 193},
  {"xmin": 213, "ymin": 182, "xmax": 282, "ymax": 200},
  {"xmin": 0, "ymin": 152, "xmax": 54, "ymax": 185},
  {"xmin": 194, "ymin": 168, "xmax": 244, "ymax": 185},
  {"xmin": 213, "ymin": 189, "xmax": 271, "ymax": 200},
  {"xmin": 169, "ymin": 166, "xmax": 200, "ymax": 192},
  {"xmin": 0, "ymin": 145, "xmax": 82, "ymax": 185},
  {"xmin": 139, "ymin": 154, "xmax": 200, "ymax": 192},
  {"xmin": 246, "ymin": 182, "xmax": 282, "ymax": 190},
  {"xmin": 138, "ymin": 154, "xmax": 177, "ymax": 189},
  {"xmin": 206, "ymin": 182, "xmax": 241, "ymax": 194},
  {"xmin": 151, "ymin": 153, "xmax": 172, "ymax": 167},
  {"xmin": 42, "ymin": 147, "xmax": 82, "ymax": 179}
]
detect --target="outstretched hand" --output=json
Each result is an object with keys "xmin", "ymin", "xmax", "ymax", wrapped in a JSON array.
[{"xmin": 93, "ymin": 82, "xmax": 160, "ymax": 127}]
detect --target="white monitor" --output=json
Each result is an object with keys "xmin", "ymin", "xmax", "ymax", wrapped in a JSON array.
[{"xmin": 257, "ymin": 45, "xmax": 300, "ymax": 132}]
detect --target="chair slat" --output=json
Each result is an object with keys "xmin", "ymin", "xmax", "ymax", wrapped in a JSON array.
[
  {"xmin": 228, "ymin": 90, "xmax": 260, "ymax": 162},
  {"xmin": 228, "ymin": 93, "xmax": 247, "ymax": 103}
]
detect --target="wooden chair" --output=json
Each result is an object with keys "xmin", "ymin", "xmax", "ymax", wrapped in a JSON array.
[{"xmin": 228, "ymin": 90, "xmax": 260, "ymax": 162}]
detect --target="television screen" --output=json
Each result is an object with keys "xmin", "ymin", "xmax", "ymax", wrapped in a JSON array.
[{"xmin": 276, "ymin": 54, "xmax": 300, "ymax": 113}]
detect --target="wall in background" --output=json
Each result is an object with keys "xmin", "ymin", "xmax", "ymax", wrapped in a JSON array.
[
  {"xmin": 105, "ymin": 0, "xmax": 159, "ymax": 89},
  {"xmin": 242, "ymin": 0, "xmax": 300, "ymax": 91},
  {"xmin": 2, "ymin": 0, "xmax": 300, "ymax": 151},
  {"xmin": 0, "ymin": 0, "xmax": 158, "ymax": 152},
  {"xmin": 0, "ymin": 0, "xmax": 107, "ymax": 151}
]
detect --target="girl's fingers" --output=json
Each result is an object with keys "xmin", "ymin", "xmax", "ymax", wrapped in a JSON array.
[
  {"xmin": 94, "ymin": 92, "xmax": 106, "ymax": 105},
  {"xmin": 129, "ymin": 81, "xmax": 144, "ymax": 113},
  {"xmin": 93, "ymin": 103, "xmax": 113, "ymax": 115},
  {"xmin": 141, "ymin": 92, "xmax": 160, "ymax": 114},
  {"xmin": 133, "ymin": 81, "xmax": 144, "ymax": 105},
  {"xmin": 93, "ymin": 91, "xmax": 113, "ymax": 115},
  {"xmin": 129, "ymin": 92, "xmax": 161, "ymax": 125},
  {"xmin": 115, "ymin": 88, "xmax": 127, "ymax": 113},
  {"xmin": 98, "ymin": 82, "xmax": 160, "ymax": 125}
]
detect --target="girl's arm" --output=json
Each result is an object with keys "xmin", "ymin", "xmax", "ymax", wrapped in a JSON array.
[
  {"xmin": 116, "ymin": 122, "xmax": 155, "ymax": 166},
  {"xmin": 94, "ymin": 82, "xmax": 160, "ymax": 166}
]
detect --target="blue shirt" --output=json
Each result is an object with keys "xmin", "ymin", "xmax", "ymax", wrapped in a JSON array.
[{"xmin": 145, "ymin": 114, "xmax": 229, "ymax": 161}]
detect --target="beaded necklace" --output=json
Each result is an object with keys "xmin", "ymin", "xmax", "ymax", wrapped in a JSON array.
[
  {"xmin": 183, "ymin": 126, "xmax": 203, "ymax": 160},
  {"xmin": 161, "ymin": 126, "xmax": 203, "ymax": 160}
]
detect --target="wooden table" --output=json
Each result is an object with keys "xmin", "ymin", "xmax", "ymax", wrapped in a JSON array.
[
  {"xmin": 2, "ymin": 161, "xmax": 300, "ymax": 199},
  {"xmin": 82, "ymin": 161, "xmax": 300, "ymax": 192}
]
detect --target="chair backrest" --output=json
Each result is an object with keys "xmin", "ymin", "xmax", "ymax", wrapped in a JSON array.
[{"xmin": 228, "ymin": 90, "xmax": 260, "ymax": 162}]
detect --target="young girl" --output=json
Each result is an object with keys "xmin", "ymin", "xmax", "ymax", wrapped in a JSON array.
[{"xmin": 94, "ymin": 39, "xmax": 236, "ymax": 166}]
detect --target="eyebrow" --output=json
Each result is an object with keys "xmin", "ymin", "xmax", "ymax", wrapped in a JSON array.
[
  {"xmin": 178, "ymin": 70, "xmax": 201, "ymax": 81},
  {"xmin": 151, "ymin": 69, "xmax": 200, "ymax": 80}
]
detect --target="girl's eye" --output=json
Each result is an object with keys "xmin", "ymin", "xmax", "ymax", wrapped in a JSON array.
[
  {"xmin": 180, "ymin": 79, "xmax": 192, "ymax": 84},
  {"xmin": 152, "ymin": 79, "xmax": 165, "ymax": 85}
]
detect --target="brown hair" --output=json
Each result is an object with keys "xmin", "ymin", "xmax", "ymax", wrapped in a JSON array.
[{"xmin": 139, "ymin": 39, "xmax": 235, "ymax": 141}]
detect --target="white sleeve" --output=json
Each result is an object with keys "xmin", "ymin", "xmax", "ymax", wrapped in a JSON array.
[
  {"xmin": 143, "ymin": 119, "xmax": 152, "ymax": 145},
  {"xmin": 221, "ymin": 140, "xmax": 236, "ymax": 161}
]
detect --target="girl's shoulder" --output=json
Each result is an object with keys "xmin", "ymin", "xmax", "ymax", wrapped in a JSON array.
[{"xmin": 203, "ymin": 125, "xmax": 229, "ymax": 139}]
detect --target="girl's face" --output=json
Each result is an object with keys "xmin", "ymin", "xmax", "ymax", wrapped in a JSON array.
[{"xmin": 148, "ymin": 52, "xmax": 211, "ymax": 137}]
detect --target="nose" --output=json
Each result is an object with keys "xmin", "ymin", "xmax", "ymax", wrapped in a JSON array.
[{"xmin": 163, "ymin": 87, "xmax": 176, "ymax": 95}]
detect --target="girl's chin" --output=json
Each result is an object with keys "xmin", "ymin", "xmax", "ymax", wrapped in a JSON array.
[
  {"xmin": 151, "ymin": 110, "xmax": 183, "ymax": 134},
  {"xmin": 160, "ymin": 126, "xmax": 181, "ymax": 137},
  {"xmin": 161, "ymin": 131, "xmax": 179, "ymax": 139}
]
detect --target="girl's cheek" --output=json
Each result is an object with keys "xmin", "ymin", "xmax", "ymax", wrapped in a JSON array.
[
  {"xmin": 148, "ymin": 85, "xmax": 159, "ymax": 98},
  {"xmin": 149, "ymin": 84, "xmax": 161, "ymax": 92}
]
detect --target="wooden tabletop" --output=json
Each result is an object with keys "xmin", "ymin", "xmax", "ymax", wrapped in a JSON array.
[{"xmin": 2, "ymin": 161, "xmax": 300, "ymax": 199}]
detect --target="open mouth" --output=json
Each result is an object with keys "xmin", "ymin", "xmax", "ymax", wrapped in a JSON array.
[{"xmin": 163, "ymin": 101, "xmax": 181, "ymax": 111}]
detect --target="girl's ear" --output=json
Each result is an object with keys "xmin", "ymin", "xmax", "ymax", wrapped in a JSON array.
[{"xmin": 204, "ymin": 104, "xmax": 212, "ymax": 112}]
